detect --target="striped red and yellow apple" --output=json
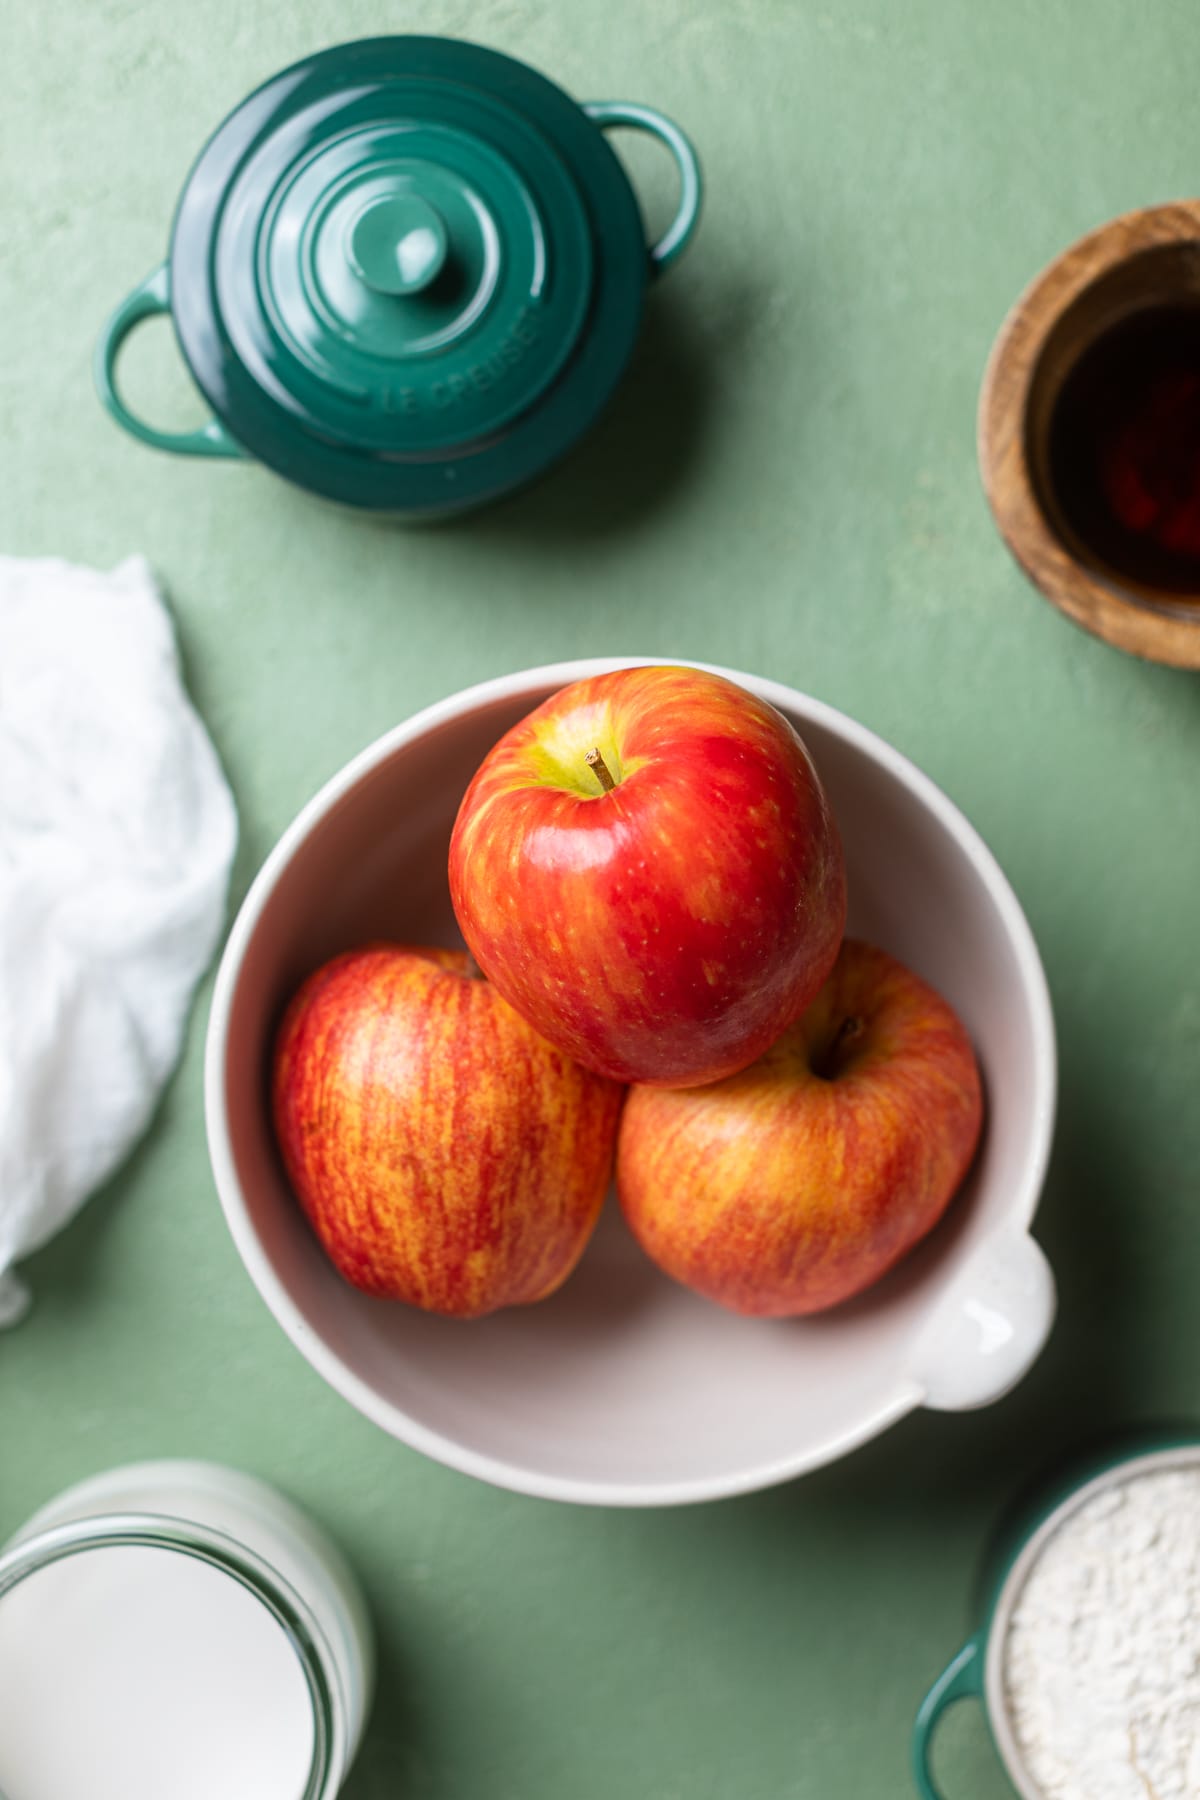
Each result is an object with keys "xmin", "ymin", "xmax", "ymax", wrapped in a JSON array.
[
  {"xmin": 616, "ymin": 939, "xmax": 984, "ymax": 1316},
  {"xmin": 271, "ymin": 945, "xmax": 623, "ymax": 1318},
  {"xmin": 448, "ymin": 665, "xmax": 847, "ymax": 1088}
]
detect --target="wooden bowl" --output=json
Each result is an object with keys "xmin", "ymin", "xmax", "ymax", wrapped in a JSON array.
[{"xmin": 979, "ymin": 201, "xmax": 1200, "ymax": 668}]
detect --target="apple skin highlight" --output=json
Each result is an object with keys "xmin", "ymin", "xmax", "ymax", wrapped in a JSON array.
[
  {"xmin": 272, "ymin": 946, "xmax": 624, "ymax": 1319},
  {"xmin": 448, "ymin": 666, "xmax": 847, "ymax": 1089},
  {"xmin": 616, "ymin": 940, "xmax": 984, "ymax": 1316}
]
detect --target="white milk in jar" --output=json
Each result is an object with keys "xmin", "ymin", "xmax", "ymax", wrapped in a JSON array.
[{"xmin": 0, "ymin": 1460, "xmax": 373, "ymax": 1800}]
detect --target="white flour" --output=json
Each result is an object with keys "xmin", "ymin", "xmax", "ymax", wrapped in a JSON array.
[{"xmin": 1004, "ymin": 1465, "xmax": 1200, "ymax": 1800}]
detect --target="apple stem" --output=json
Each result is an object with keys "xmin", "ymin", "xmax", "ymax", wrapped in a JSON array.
[
  {"xmin": 585, "ymin": 747, "xmax": 617, "ymax": 793},
  {"xmin": 461, "ymin": 951, "xmax": 483, "ymax": 980},
  {"xmin": 818, "ymin": 1014, "xmax": 865, "ymax": 1079}
]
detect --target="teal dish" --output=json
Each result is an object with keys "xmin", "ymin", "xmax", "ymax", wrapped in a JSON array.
[
  {"xmin": 912, "ymin": 1436, "xmax": 1200, "ymax": 1798},
  {"xmin": 95, "ymin": 37, "xmax": 702, "ymax": 515}
]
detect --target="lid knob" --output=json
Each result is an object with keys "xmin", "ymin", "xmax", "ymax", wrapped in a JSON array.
[{"xmin": 348, "ymin": 194, "xmax": 450, "ymax": 297}]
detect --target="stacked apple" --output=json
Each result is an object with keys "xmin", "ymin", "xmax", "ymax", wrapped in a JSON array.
[{"xmin": 272, "ymin": 666, "xmax": 983, "ymax": 1320}]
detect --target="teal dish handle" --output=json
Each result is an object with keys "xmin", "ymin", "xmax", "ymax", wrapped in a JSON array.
[
  {"xmin": 95, "ymin": 263, "xmax": 244, "ymax": 458},
  {"xmin": 911, "ymin": 1635, "xmax": 986, "ymax": 1799},
  {"xmin": 584, "ymin": 102, "xmax": 702, "ymax": 276}
]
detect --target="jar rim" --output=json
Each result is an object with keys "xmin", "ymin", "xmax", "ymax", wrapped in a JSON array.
[{"xmin": 0, "ymin": 1511, "xmax": 344, "ymax": 1800}]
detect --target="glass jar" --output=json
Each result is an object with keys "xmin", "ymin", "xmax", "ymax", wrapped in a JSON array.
[{"xmin": 0, "ymin": 1459, "xmax": 374, "ymax": 1800}]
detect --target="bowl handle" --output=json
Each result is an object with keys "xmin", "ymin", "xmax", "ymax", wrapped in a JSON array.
[
  {"xmin": 911, "ymin": 1635, "xmax": 985, "ymax": 1799},
  {"xmin": 905, "ymin": 1229, "xmax": 1056, "ymax": 1410},
  {"xmin": 94, "ymin": 263, "xmax": 245, "ymax": 458},
  {"xmin": 583, "ymin": 103, "xmax": 703, "ymax": 277}
]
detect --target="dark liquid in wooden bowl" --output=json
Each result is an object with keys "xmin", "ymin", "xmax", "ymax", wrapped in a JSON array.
[{"xmin": 1048, "ymin": 305, "xmax": 1200, "ymax": 597}]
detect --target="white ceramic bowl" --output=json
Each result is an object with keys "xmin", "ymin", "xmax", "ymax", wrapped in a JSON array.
[{"xmin": 205, "ymin": 660, "xmax": 1057, "ymax": 1507}]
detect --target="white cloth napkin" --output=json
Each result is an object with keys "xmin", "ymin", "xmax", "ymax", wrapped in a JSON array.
[{"xmin": 0, "ymin": 555, "xmax": 237, "ymax": 1326}]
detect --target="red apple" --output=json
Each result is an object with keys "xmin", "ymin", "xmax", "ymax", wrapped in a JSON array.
[
  {"xmin": 448, "ymin": 666, "xmax": 846, "ymax": 1088},
  {"xmin": 616, "ymin": 939, "xmax": 983, "ymax": 1315},
  {"xmin": 271, "ymin": 945, "xmax": 624, "ymax": 1318}
]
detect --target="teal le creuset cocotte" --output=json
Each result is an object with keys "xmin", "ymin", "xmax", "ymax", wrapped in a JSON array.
[
  {"xmin": 912, "ymin": 1437, "xmax": 1200, "ymax": 1798},
  {"xmin": 96, "ymin": 36, "xmax": 702, "ymax": 516}
]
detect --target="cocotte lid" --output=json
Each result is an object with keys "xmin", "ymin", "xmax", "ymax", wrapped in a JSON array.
[{"xmin": 166, "ymin": 36, "xmax": 693, "ymax": 510}]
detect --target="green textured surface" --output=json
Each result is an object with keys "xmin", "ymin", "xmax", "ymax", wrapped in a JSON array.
[{"xmin": 2, "ymin": 2, "xmax": 1198, "ymax": 1796}]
